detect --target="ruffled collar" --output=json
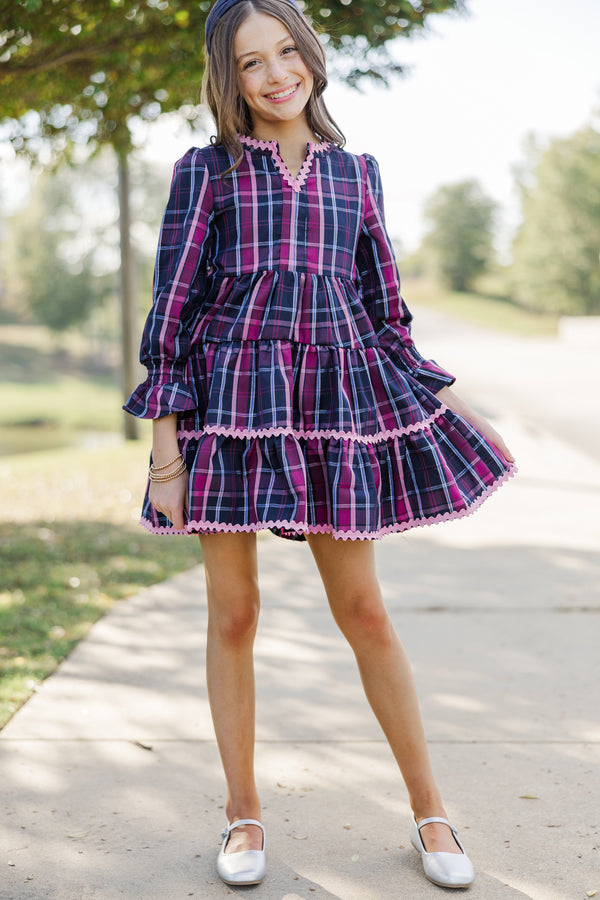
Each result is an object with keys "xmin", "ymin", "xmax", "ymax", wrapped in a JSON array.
[{"xmin": 238, "ymin": 134, "xmax": 331, "ymax": 193}]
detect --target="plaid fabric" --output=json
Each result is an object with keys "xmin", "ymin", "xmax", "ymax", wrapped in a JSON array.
[{"xmin": 125, "ymin": 140, "xmax": 514, "ymax": 539}]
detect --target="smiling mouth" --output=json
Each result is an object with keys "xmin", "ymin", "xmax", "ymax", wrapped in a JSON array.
[{"xmin": 265, "ymin": 84, "xmax": 299, "ymax": 101}]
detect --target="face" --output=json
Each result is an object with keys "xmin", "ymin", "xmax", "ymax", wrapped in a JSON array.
[{"xmin": 233, "ymin": 12, "xmax": 314, "ymax": 135}]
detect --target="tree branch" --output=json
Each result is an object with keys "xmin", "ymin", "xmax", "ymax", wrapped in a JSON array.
[{"xmin": 0, "ymin": 31, "xmax": 153, "ymax": 79}]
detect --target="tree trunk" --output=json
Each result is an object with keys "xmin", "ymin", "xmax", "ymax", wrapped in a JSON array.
[{"xmin": 117, "ymin": 147, "xmax": 139, "ymax": 440}]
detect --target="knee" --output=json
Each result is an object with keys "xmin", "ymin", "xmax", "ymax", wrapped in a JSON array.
[
  {"xmin": 208, "ymin": 585, "xmax": 260, "ymax": 646},
  {"xmin": 333, "ymin": 590, "xmax": 393, "ymax": 647}
]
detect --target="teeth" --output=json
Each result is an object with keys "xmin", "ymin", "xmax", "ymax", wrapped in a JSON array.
[{"xmin": 267, "ymin": 85, "xmax": 297, "ymax": 100}]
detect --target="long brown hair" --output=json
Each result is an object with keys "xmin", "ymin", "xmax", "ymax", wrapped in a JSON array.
[{"xmin": 202, "ymin": 0, "xmax": 345, "ymax": 171}]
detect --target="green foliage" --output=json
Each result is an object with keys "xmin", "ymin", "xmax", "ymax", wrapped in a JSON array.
[
  {"xmin": 0, "ymin": 0, "xmax": 464, "ymax": 156},
  {"xmin": 18, "ymin": 239, "xmax": 103, "ymax": 331},
  {"xmin": 511, "ymin": 125, "xmax": 600, "ymax": 315},
  {"xmin": 4, "ymin": 163, "xmax": 113, "ymax": 329},
  {"xmin": 2, "ymin": 150, "xmax": 167, "ymax": 332},
  {"xmin": 421, "ymin": 179, "xmax": 496, "ymax": 292}
]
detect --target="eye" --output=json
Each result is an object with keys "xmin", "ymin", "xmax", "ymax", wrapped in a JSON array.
[
  {"xmin": 242, "ymin": 58, "xmax": 260, "ymax": 71},
  {"xmin": 281, "ymin": 45, "xmax": 298, "ymax": 56}
]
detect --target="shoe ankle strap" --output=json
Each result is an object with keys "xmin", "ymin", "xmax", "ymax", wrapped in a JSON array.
[
  {"xmin": 225, "ymin": 818, "xmax": 264, "ymax": 835},
  {"xmin": 221, "ymin": 818, "xmax": 265, "ymax": 850},
  {"xmin": 416, "ymin": 815, "xmax": 456, "ymax": 833}
]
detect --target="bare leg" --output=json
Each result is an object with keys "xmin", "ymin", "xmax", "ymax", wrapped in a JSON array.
[
  {"xmin": 200, "ymin": 531, "xmax": 263, "ymax": 853},
  {"xmin": 306, "ymin": 532, "xmax": 461, "ymax": 854}
]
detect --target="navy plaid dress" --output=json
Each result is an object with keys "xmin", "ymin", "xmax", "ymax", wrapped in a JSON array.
[{"xmin": 125, "ymin": 138, "xmax": 515, "ymax": 540}]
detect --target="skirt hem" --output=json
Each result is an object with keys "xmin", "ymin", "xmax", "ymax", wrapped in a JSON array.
[
  {"xmin": 139, "ymin": 462, "xmax": 517, "ymax": 540},
  {"xmin": 176, "ymin": 403, "xmax": 448, "ymax": 445}
]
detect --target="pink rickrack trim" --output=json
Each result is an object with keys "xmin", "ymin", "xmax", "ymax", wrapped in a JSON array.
[
  {"xmin": 239, "ymin": 134, "xmax": 279, "ymax": 152},
  {"xmin": 140, "ymin": 463, "xmax": 517, "ymax": 539},
  {"xmin": 238, "ymin": 134, "xmax": 331, "ymax": 193},
  {"xmin": 177, "ymin": 404, "xmax": 448, "ymax": 444}
]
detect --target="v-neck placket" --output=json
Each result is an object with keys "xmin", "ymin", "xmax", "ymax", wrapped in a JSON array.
[{"xmin": 238, "ymin": 134, "xmax": 331, "ymax": 193}]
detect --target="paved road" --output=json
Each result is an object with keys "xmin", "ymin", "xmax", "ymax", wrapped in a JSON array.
[{"xmin": 411, "ymin": 304, "xmax": 600, "ymax": 462}]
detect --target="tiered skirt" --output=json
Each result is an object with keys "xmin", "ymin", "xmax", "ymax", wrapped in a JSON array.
[{"xmin": 139, "ymin": 338, "xmax": 515, "ymax": 540}]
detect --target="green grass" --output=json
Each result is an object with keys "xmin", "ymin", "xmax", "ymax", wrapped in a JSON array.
[
  {"xmin": 0, "ymin": 375, "xmax": 122, "ymax": 433},
  {"xmin": 0, "ymin": 441, "xmax": 201, "ymax": 729},
  {"xmin": 401, "ymin": 277, "xmax": 560, "ymax": 337},
  {"xmin": 0, "ymin": 325, "xmax": 125, "ymax": 452}
]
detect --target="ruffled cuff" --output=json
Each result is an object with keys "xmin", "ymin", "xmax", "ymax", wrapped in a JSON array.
[
  {"xmin": 123, "ymin": 373, "xmax": 197, "ymax": 419},
  {"xmin": 377, "ymin": 323, "xmax": 455, "ymax": 395}
]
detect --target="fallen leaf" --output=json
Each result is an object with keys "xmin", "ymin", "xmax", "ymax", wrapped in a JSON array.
[
  {"xmin": 291, "ymin": 834, "xmax": 308, "ymax": 840},
  {"xmin": 519, "ymin": 794, "xmax": 539, "ymax": 800},
  {"xmin": 132, "ymin": 740, "xmax": 153, "ymax": 751},
  {"xmin": 343, "ymin": 824, "xmax": 351, "ymax": 830},
  {"xmin": 351, "ymin": 853, "xmax": 360, "ymax": 862},
  {"xmin": 586, "ymin": 891, "xmax": 597, "ymax": 897},
  {"xmin": 67, "ymin": 831, "xmax": 89, "ymax": 839}
]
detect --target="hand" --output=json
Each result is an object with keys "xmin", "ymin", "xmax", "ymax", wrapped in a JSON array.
[
  {"xmin": 148, "ymin": 470, "xmax": 189, "ymax": 530},
  {"xmin": 435, "ymin": 386, "xmax": 515, "ymax": 464},
  {"xmin": 149, "ymin": 414, "xmax": 189, "ymax": 529}
]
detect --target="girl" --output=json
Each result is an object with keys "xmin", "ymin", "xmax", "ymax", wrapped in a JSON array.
[{"xmin": 125, "ymin": 0, "xmax": 515, "ymax": 888}]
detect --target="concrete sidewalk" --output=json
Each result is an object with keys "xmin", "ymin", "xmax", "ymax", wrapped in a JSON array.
[{"xmin": 2, "ymin": 412, "xmax": 599, "ymax": 900}]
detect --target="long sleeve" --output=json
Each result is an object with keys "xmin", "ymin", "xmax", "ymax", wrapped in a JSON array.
[
  {"xmin": 356, "ymin": 154, "xmax": 455, "ymax": 395},
  {"xmin": 124, "ymin": 148, "xmax": 214, "ymax": 419}
]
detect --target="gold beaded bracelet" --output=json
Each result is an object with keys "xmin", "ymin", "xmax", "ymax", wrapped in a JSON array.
[
  {"xmin": 149, "ymin": 459, "xmax": 187, "ymax": 483},
  {"xmin": 150, "ymin": 452, "xmax": 183, "ymax": 472}
]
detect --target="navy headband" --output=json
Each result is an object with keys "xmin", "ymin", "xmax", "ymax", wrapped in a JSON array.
[{"xmin": 205, "ymin": 0, "xmax": 302, "ymax": 54}]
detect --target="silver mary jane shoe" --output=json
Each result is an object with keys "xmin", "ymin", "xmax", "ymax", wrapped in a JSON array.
[
  {"xmin": 216, "ymin": 818, "xmax": 266, "ymax": 886},
  {"xmin": 410, "ymin": 814, "xmax": 475, "ymax": 889}
]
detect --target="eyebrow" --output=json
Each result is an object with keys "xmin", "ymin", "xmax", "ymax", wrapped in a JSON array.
[{"xmin": 236, "ymin": 36, "xmax": 293, "ymax": 63}]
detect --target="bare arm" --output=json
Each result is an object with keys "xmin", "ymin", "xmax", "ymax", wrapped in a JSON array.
[
  {"xmin": 436, "ymin": 386, "xmax": 515, "ymax": 464},
  {"xmin": 148, "ymin": 413, "xmax": 189, "ymax": 530}
]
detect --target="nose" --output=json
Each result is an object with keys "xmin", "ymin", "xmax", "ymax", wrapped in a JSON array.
[{"xmin": 265, "ymin": 56, "xmax": 285, "ymax": 83}]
